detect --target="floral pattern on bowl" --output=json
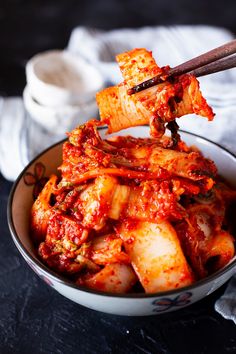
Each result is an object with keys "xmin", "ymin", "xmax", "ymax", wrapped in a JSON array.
[
  {"xmin": 24, "ymin": 161, "xmax": 48, "ymax": 200},
  {"xmin": 152, "ymin": 292, "xmax": 192, "ymax": 312}
]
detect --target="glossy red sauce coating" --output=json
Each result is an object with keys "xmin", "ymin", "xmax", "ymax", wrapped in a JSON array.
[
  {"xmin": 30, "ymin": 47, "xmax": 233, "ymax": 294},
  {"xmin": 31, "ymin": 120, "xmax": 236, "ymax": 293}
]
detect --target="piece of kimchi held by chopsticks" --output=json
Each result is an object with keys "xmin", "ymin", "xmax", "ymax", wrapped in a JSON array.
[{"xmin": 96, "ymin": 48, "xmax": 214, "ymax": 138}]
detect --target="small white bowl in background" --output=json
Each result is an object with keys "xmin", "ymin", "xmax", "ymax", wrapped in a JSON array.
[
  {"xmin": 26, "ymin": 50, "xmax": 105, "ymax": 107},
  {"xmin": 23, "ymin": 86, "xmax": 98, "ymax": 135}
]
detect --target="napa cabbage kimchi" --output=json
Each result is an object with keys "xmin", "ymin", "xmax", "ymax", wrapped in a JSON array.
[{"xmin": 30, "ymin": 48, "xmax": 236, "ymax": 294}]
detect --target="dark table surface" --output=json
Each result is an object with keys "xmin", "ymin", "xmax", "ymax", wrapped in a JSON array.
[{"xmin": 1, "ymin": 1, "xmax": 236, "ymax": 353}]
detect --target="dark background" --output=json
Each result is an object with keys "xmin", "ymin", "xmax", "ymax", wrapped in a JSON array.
[
  {"xmin": 0, "ymin": 0, "xmax": 236, "ymax": 96},
  {"xmin": 1, "ymin": 1, "xmax": 236, "ymax": 353}
]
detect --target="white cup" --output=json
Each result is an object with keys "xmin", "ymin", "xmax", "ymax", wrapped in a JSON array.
[{"xmin": 26, "ymin": 50, "xmax": 105, "ymax": 107}]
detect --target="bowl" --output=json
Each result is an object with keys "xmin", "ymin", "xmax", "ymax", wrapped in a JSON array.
[
  {"xmin": 26, "ymin": 50, "xmax": 105, "ymax": 107},
  {"xmin": 23, "ymin": 86, "xmax": 98, "ymax": 134},
  {"xmin": 7, "ymin": 126, "xmax": 236, "ymax": 316}
]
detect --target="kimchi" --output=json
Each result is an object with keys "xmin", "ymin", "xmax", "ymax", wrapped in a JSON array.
[
  {"xmin": 96, "ymin": 48, "xmax": 214, "ymax": 141},
  {"xmin": 30, "ymin": 48, "xmax": 236, "ymax": 294}
]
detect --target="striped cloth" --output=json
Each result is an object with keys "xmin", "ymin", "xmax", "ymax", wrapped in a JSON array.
[{"xmin": 1, "ymin": 25, "xmax": 236, "ymax": 323}]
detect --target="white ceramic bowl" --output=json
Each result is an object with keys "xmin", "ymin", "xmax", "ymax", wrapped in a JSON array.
[
  {"xmin": 26, "ymin": 50, "xmax": 105, "ymax": 107},
  {"xmin": 7, "ymin": 127, "xmax": 236, "ymax": 316},
  {"xmin": 23, "ymin": 86, "xmax": 98, "ymax": 134}
]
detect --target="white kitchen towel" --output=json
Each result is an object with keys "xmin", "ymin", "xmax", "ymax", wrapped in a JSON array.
[
  {"xmin": 0, "ymin": 97, "xmax": 65, "ymax": 181},
  {"xmin": 215, "ymin": 276, "xmax": 236, "ymax": 324},
  {"xmin": 1, "ymin": 25, "xmax": 236, "ymax": 323}
]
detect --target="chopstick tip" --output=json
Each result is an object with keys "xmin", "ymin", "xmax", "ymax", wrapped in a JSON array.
[{"xmin": 127, "ymin": 88, "xmax": 135, "ymax": 95}]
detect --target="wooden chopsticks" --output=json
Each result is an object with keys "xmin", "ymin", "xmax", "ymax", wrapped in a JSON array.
[{"xmin": 128, "ymin": 39, "xmax": 236, "ymax": 95}]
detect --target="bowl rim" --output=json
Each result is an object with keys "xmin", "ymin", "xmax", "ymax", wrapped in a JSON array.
[{"xmin": 7, "ymin": 127, "xmax": 236, "ymax": 299}]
